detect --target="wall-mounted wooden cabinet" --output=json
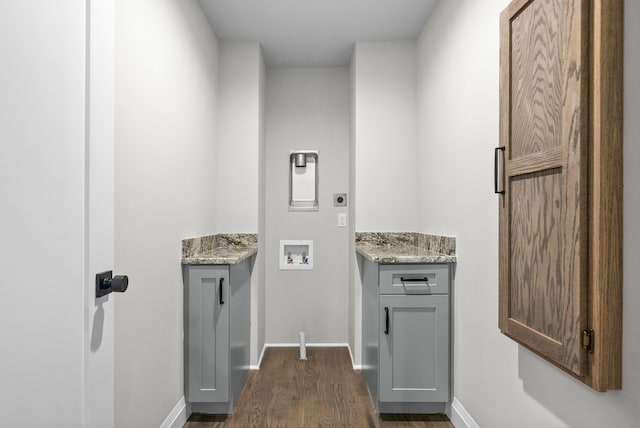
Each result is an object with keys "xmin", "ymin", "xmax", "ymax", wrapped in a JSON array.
[{"xmin": 497, "ymin": 0, "xmax": 622, "ymax": 391}]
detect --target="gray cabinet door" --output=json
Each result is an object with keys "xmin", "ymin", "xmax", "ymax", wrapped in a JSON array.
[
  {"xmin": 186, "ymin": 266, "xmax": 229, "ymax": 403},
  {"xmin": 379, "ymin": 295, "xmax": 449, "ymax": 403}
]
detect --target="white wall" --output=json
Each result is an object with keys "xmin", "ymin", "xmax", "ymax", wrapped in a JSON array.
[
  {"xmin": 216, "ymin": 41, "xmax": 263, "ymax": 233},
  {"xmin": 114, "ymin": 0, "xmax": 220, "ymax": 426},
  {"xmin": 349, "ymin": 41, "xmax": 421, "ymax": 365},
  {"xmin": 352, "ymin": 41, "xmax": 419, "ymax": 232},
  {"xmin": 264, "ymin": 67, "xmax": 350, "ymax": 345},
  {"xmin": 216, "ymin": 41, "xmax": 266, "ymax": 367},
  {"xmin": 257, "ymin": 53, "xmax": 267, "ymax": 365},
  {"xmin": 0, "ymin": 2, "xmax": 87, "ymax": 426},
  {"xmin": 416, "ymin": 0, "xmax": 640, "ymax": 427},
  {"xmin": 348, "ymin": 51, "xmax": 358, "ymax": 365}
]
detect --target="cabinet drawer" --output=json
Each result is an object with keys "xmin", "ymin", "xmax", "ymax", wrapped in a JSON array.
[{"xmin": 379, "ymin": 264, "xmax": 449, "ymax": 295}]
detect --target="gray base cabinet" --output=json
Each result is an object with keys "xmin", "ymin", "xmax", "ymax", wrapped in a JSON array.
[
  {"xmin": 362, "ymin": 259, "xmax": 451, "ymax": 413},
  {"xmin": 183, "ymin": 260, "xmax": 251, "ymax": 414}
]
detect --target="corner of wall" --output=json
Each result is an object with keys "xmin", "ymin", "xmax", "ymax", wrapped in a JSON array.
[
  {"xmin": 256, "ymin": 43, "xmax": 267, "ymax": 366},
  {"xmin": 449, "ymin": 398, "xmax": 480, "ymax": 428},
  {"xmin": 158, "ymin": 396, "xmax": 188, "ymax": 428}
]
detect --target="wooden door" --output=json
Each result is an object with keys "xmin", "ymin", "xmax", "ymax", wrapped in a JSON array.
[{"xmin": 499, "ymin": 0, "xmax": 590, "ymax": 377}]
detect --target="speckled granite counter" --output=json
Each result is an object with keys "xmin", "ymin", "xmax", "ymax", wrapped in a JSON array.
[
  {"xmin": 355, "ymin": 232, "xmax": 456, "ymax": 264},
  {"xmin": 182, "ymin": 233, "xmax": 257, "ymax": 265}
]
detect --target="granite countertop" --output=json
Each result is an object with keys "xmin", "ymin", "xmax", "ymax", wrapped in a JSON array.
[
  {"xmin": 355, "ymin": 232, "xmax": 456, "ymax": 264},
  {"xmin": 182, "ymin": 233, "xmax": 257, "ymax": 265}
]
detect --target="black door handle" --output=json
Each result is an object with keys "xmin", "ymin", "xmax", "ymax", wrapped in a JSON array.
[
  {"xmin": 495, "ymin": 146, "xmax": 505, "ymax": 194},
  {"xmin": 219, "ymin": 278, "xmax": 224, "ymax": 305},
  {"xmin": 96, "ymin": 271, "xmax": 129, "ymax": 298},
  {"xmin": 384, "ymin": 307, "xmax": 389, "ymax": 335}
]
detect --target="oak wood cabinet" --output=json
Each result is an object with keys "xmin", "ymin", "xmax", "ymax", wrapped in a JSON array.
[{"xmin": 497, "ymin": 0, "xmax": 622, "ymax": 391}]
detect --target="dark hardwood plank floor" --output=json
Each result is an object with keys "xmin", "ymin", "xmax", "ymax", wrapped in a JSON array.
[{"xmin": 184, "ymin": 347, "xmax": 453, "ymax": 428}]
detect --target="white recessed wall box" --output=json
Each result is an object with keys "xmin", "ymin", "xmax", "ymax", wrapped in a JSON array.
[
  {"xmin": 289, "ymin": 151, "xmax": 318, "ymax": 211},
  {"xmin": 279, "ymin": 240, "xmax": 313, "ymax": 270}
]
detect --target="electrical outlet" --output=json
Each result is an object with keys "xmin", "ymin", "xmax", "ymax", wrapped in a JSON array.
[{"xmin": 333, "ymin": 193, "xmax": 347, "ymax": 207}]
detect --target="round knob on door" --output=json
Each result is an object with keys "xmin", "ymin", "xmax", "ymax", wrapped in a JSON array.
[
  {"xmin": 96, "ymin": 271, "xmax": 129, "ymax": 298},
  {"xmin": 110, "ymin": 275, "xmax": 129, "ymax": 293}
]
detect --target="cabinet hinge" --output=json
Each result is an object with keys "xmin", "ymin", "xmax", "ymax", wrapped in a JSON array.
[{"xmin": 582, "ymin": 329, "xmax": 594, "ymax": 353}]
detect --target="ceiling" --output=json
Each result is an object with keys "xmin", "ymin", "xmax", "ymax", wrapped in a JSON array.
[{"xmin": 199, "ymin": 0, "xmax": 440, "ymax": 67}]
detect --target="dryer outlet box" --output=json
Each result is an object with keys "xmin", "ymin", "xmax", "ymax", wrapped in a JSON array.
[{"xmin": 333, "ymin": 193, "xmax": 347, "ymax": 207}]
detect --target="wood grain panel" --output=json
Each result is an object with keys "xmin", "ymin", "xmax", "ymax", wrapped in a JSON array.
[
  {"xmin": 500, "ymin": 0, "xmax": 589, "ymax": 378},
  {"xmin": 499, "ymin": 0, "xmax": 623, "ymax": 391},
  {"xmin": 506, "ymin": 147, "xmax": 563, "ymax": 176},
  {"xmin": 508, "ymin": 164, "xmax": 586, "ymax": 375},
  {"xmin": 510, "ymin": 0, "xmax": 565, "ymax": 159},
  {"xmin": 587, "ymin": 0, "xmax": 624, "ymax": 391},
  {"xmin": 509, "ymin": 169, "xmax": 563, "ymax": 341}
]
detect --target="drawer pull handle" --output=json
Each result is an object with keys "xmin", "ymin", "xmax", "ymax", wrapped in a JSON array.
[
  {"xmin": 219, "ymin": 278, "xmax": 225, "ymax": 305},
  {"xmin": 400, "ymin": 277, "xmax": 429, "ymax": 284},
  {"xmin": 384, "ymin": 307, "xmax": 389, "ymax": 335}
]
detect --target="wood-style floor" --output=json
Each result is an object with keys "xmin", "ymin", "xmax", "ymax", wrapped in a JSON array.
[{"xmin": 184, "ymin": 347, "xmax": 454, "ymax": 428}]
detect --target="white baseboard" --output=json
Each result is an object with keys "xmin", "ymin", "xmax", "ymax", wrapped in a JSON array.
[
  {"xmin": 346, "ymin": 343, "xmax": 362, "ymax": 370},
  {"xmin": 251, "ymin": 343, "xmax": 359, "ymax": 370},
  {"xmin": 450, "ymin": 397, "xmax": 480, "ymax": 428},
  {"xmin": 250, "ymin": 344, "xmax": 267, "ymax": 369},
  {"xmin": 159, "ymin": 396, "xmax": 188, "ymax": 428},
  {"xmin": 264, "ymin": 342, "xmax": 349, "ymax": 348}
]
